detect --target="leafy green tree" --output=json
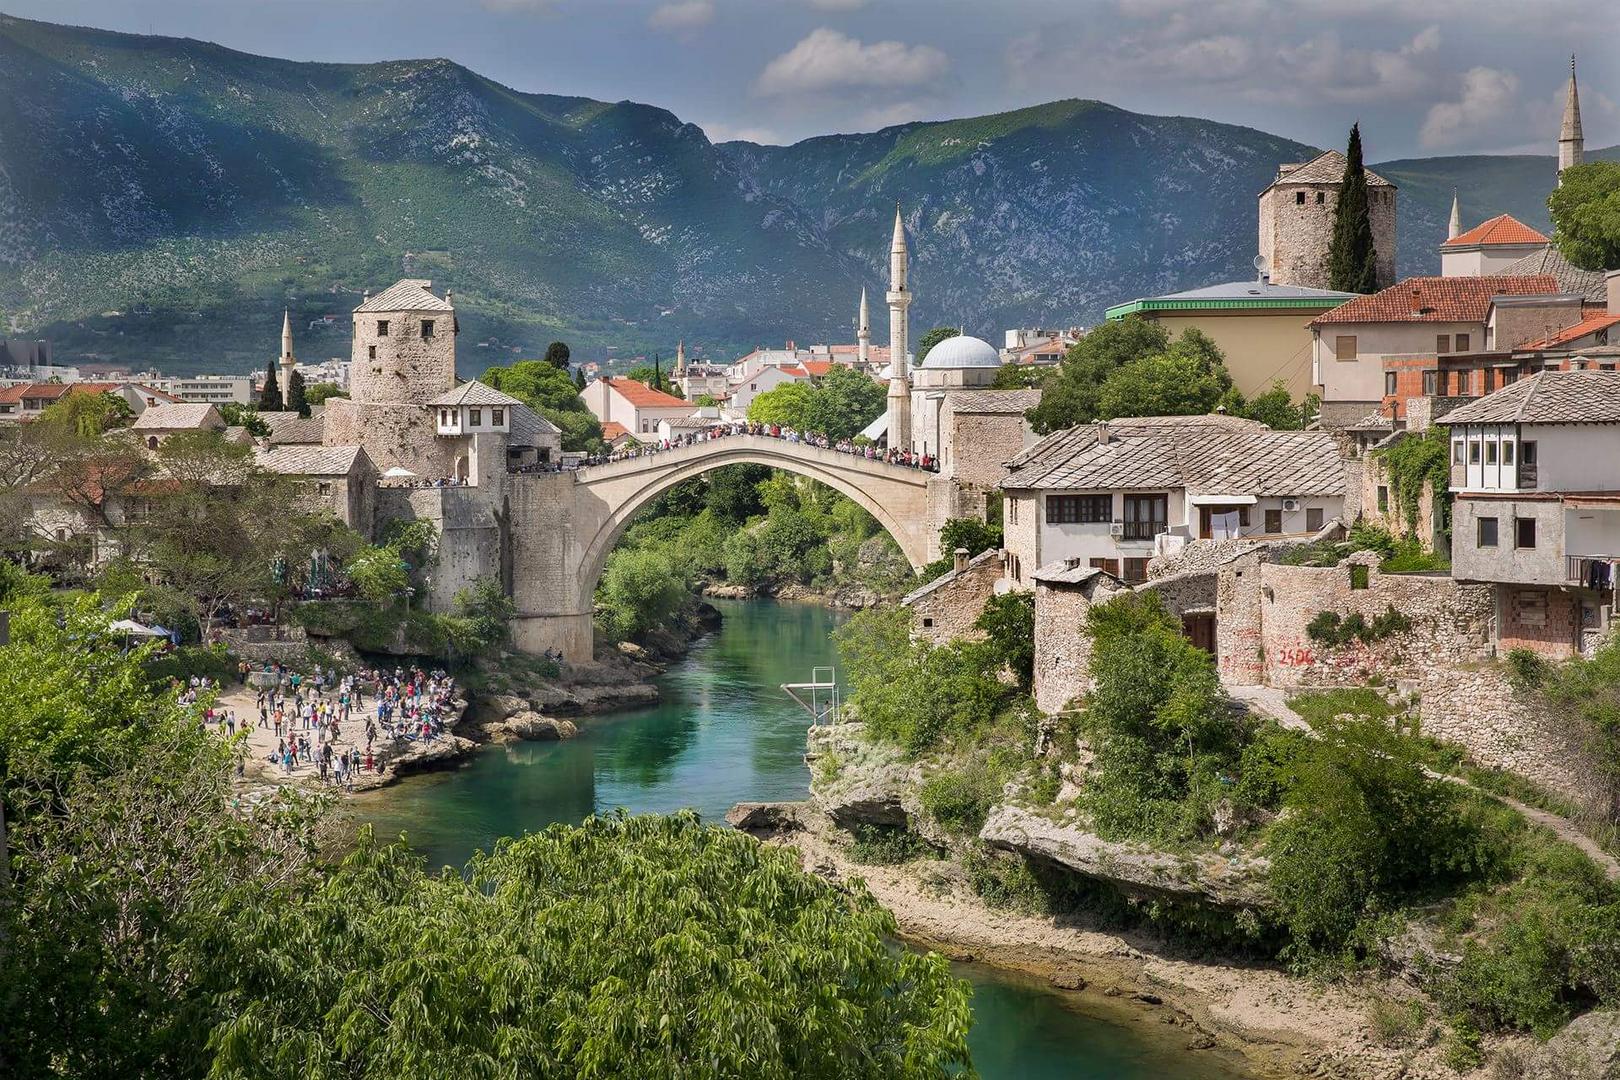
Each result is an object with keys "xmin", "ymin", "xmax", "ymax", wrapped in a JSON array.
[
  {"xmin": 258, "ymin": 359, "xmax": 281, "ymax": 411},
  {"xmin": 303, "ymin": 381, "xmax": 348, "ymax": 406},
  {"xmin": 1026, "ymin": 318, "xmax": 1172, "ymax": 433},
  {"xmin": 1236, "ymin": 380, "xmax": 1303, "ymax": 430},
  {"xmin": 747, "ymin": 380, "xmax": 818, "ymax": 428},
  {"xmin": 344, "ymin": 544, "xmax": 411, "ymax": 604},
  {"xmin": 483, "ymin": 359, "xmax": 603, "ymax": 452},
  {"xmin": 1548, "ymin": 161, "xmax": 1620, "ymax": 271},
  {"xmin": 991, "ymin": 363, "xmax": 1048, "ymax": 389},
  {"xmin": 1096, "ymin": 336, "xmax": 1233, "ymax": 420},
  {"xmin": 285, "ymin": 368, "xmax": 310, "ymax": 417},
  {"xmin": 705, "ymin": 463, "xmax": 771, "ymax": 523},
  {"xmin": 976, "ymin": 591, "xmax": 1035, "ymax": 691},
  {"xmin": 693, "ymin": 393, "xmax": 721, "ymax": 407},
  {"xmin": 597, "ymin": 547, "xmax": 690, "ymax": 639},
  {"xmin": 542, "ymin": 340, "xmax": 571, "ymax": 369},
  {"xmin": 36, "ymin": 389, "xmax": 134, "ymax": 436},
  {"xmin": 1328, "ymin": 123, "xmax": 1379, "ymax": 294},
  {"xmin": 217, "ymin": 401, "xmax": 271, "ymax": 436},
  {"xmin": 916, "ymin": 326, "xmax": 960, "ymax": 365},
  {"xmin": 625, "ymin": 363, "xmax": 678, "ymax": 395}
]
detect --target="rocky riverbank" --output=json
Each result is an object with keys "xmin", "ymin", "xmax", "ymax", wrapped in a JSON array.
[{"xmin": 728, "ymin": 719, "xmax": 1569, "ymax": 1080}]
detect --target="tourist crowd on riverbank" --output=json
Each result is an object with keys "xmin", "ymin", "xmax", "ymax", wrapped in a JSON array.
[{"xmin": 192, "ymin": 662, "xmax": 461, "ymax": 792}]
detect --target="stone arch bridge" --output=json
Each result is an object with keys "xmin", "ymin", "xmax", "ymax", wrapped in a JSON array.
[{"xmin": 506, "ymin": 435, "xmax": 959, "ymax": 658}]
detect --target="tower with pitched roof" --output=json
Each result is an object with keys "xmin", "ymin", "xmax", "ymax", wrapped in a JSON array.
[
  {"xmin": 1258, "ymin": 149, "xmax": 1397, "ymax": 291},
  {"xmin": 1559, "ymin": 54, "xmax": 1584, "ymax": 181},
  {"xmin": 885, "ymin": 205, "xmax": 913, "ymax": 451}
]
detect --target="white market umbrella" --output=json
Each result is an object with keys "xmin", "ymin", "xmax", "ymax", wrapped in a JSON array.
[{"xmin": 382, "ymin": 467, "xmax": 417, "ymax": 479}]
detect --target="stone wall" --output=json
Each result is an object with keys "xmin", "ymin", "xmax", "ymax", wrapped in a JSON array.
[
  {"xmin": 374, "ymin": 485, "xmax": 505, "ymax": 614},
  {"xmin": 1260, "ymin": 180, "xmax": 1396, "ymax": 291},
  {"xmin": 217, "ymin": 624, "xmax": 310, "ymax": 664},
  {"xmin": 942, "ymin": 408, "xmax": 1034, "ymax": 490},
  {"xmin": 1255, "ymin": 558, "xmax": 1493, "ymax": 688},
  {"xmin": 1417, "ymin": 665, "xmax": 1593, "ymax": 802},
  {"xmin": 903, "ymin": 549, "xmax": 1003, "ymax": 646},
  {"xmin": 1033, "ymin": 574, "xmax": 1127, "ymax": 714},
  {"xmin": 350, "ymin": 306, "xmax": 457, "ymax": 406},
  {"xmin": 323, "ymin": 399, "xmax": 458, "ymax": 478}
]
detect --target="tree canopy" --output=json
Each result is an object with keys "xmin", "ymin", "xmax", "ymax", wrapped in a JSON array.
[
  {"xmin": 482, "ymin": 359, "xmax": 603, "ymax": 452},
  {"xmin": 543, "ymin": 340, "xmax": 571, "ymax": 369},
  {"xmin": 304, "ymin": 381, "xmax": 349, "ymax": 406},
  {"xmin": 258, "ymin": 359, "xmax": 282, "ymax": 411},
  {"xmin": 1095, "ymin": 333, "xmax": 1233, "ymax": 419},
  {"xmin": 1327, "ymin": 123, "xmax": 1379, "ymax": 294},
  {"xmin": 1549, "ymin": 161, "xmax": 1620, "ymax": 271},
  {"xmin": 746, "ymin": 366, "xmax": 885, "ymax": 440}
]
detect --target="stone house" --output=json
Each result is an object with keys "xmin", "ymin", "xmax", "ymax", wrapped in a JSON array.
[
  {"xmin": 130, "ymin": 402, "xmax": 226, "ymax": 449},
  {"xmin": 933, "ymin": 389, "xmax": 1041, "ymax": 490},
  {"xmin": 901, "ymin": 548, "xmax": 1005, "ymax": 646},
  {"xmin": 999, "ymin": 415, "xmax": 1346, "ymax": 590},
  {"xmin": 253, "ymin": 445, "xmax": 378, "ymax": 532},
  {"xmin": 1446, "ymin": 369, "xmax": 1620, "ymax": 657},
  {"xmin": 1030, "ymin": 562, "xmax": 1127, "ymax": 714}
]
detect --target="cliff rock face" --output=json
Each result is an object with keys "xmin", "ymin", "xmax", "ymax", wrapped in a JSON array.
[
  {"xmin": 978, "ymin": 805, "xmax": 1271, "ymax": 908},
  {"xmin": 807, "ymin": 722, "xmax": 911, "ymax": 827}
]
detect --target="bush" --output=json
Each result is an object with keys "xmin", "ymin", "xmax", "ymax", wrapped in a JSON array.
[
  {"xmin": 1304, "ymin": 605, "xmax": 1410, "ymax": 648},
  {"xmin": 596, "ymin": 547, "xmax": 690, "ymax": 640},
  {"xmin": 848, "ymin": 824, "xmax": 937, "ymax": 865},
  {"xmin": 919, "ymin": 763, "xmax": 1004, "ymax": 836},
  {"xmin": 1367, "ymin": 996, "xmax": 1427, "ymax": 1047},
  {"xmin": 1505, "ymin": 647, "xmax": 1549, "ymax": 692},
  {"xmin": 144, "ymin": 644, "xmax": 239, "ymax": 688}
]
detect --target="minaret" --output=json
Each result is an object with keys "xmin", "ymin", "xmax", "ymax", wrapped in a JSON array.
[
  {"xmin": 675, "ymin": 340, "xmax": 686, "ymax": 376},
  {"xmin": 857, "ymin": 287, "xmax": 871, "ymax": 367},
  {"xmin": 279, "ymin": 309, "xmax": 297, "ymax": 408},
  {"xmin": 1447, "ymin": 190, "xmax": 1461, "ymax": 241},
  {"xmin": 885, "ymin": 203, "xmax": 912, "ymax": 453},
  {"xmin": 1559, "ymin": 54, "xmax": 1584, "ymax": 182}
]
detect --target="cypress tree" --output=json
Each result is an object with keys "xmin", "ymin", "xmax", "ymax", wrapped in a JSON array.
[
  {"xmin": 259, "ymin": 360, "xmax": 281, "ymax": 411},
  {"xmin": 573, "ymin": 367, "xmax": 587, "ymax": 392},
  {"xmin": 1328, "ymin": 123, "xmax": 1380, "ymax": 294},
  {"xmin": 287, "ymin": 370, "xmax": 309, "ymax": 417}
]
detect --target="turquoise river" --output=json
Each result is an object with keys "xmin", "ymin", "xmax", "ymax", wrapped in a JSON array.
[{"xmin": 359, "ymin": 599, "xmax": 1251, "ymax": 1079}]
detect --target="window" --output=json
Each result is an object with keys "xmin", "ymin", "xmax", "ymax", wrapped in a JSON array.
[
  {"xmin": 439, "ymin": 408, "xmax": 449, "ymax": 425},
  {"xmin": 1384, "ymin": 371, "xmax": 1397, "ymax": 396},
  {"xmin": 1422, "ymin": 370, "xmax": 1438, "ymax": 395},
  {"xmin": 1522, "ymin": 441, "xmax": 1537, "ymax": 465},
  {"xmin": 1436, "ymin": 334, "xmax": 1451, "ymax": 354},
  {"xmin": 1239, "ymin": 506, "xmax": 1251, "ymax": 527},
  {"xmin": 1121, "ymin": 495, "xmax": 1168, "ymax": 540},
  {"xmin": 1503, "ymin": 440, "xmax": 1515, "ymax": 465},
  {"xmin": 1377, "ymin": 486, "xmax": 1389, "ymax": 512},
  {"xmin": 1008, "ymin": 499, "xmax": 1018, "ymax": 525},
  {"xmin": 421, "ymin": 320, "xmax": 435, "ymax": 339},
  {"xmin": 1455, "ymin": 333, "xmax": 1470, "ymax": 352},
  {"xmin": 1306, "ymin": 507, "xmax": 1324, "ymax": 532},
  {"xmin": 1515, "ymin": 590, "xmax": 1548, "ymax": 628},
  {"xmin": 492, "ymin": 408, "xmax": 504, "ymax": 426},
  {"xmin": 377, "ymin": 320, "xmax": 389, "ymax": 336},
  {"xmin": 1502, "ymin": 369, "xmax": 1519, "ymax": 386},
  {"xmin": 1089, "ymin": 558, "xmax": 1120, "ymax": 575},
  {"xmin": 921, "ymin": 617, "xmax": 935, "ymax": 629},
  {"xmin": 316, "ymin": 481, "xmax": 333, "ymax": 497},
  {"xmin": 469, "ymin": 408, "xmax": 482, "ymax": 426},
  {"xmin": 368, "ymin": 345, "xmax": 377, "ymax": 360},
  {"xmin": 1046, "ymin": 494, "xmax": 1110, "ymax": 524},
  {"xmin": 147, "ymin": 436, "xmax": 159, "ymax": 450},
  {"xmin": 1468, "ymin": 439, "xmax": 1481, "ymax": 464},
  {"xmin": 1123, "ymin": 557, "xmax": 1150, "ymax": 584},
  {"xmin": 1485, "ymin": 439, "xmax": 1498, "ymax": 465},
  {"xmin": 1477, "ymin": 516, "xmax": 1498, "ymax": 547},
  {"xmin": 1315, "ymin": 191, "xmax": 1326, "ymax": 204},
  {"xmin": 1516, "ymin": 517, "xmax": 1537, "ymax": 549},
  {"xmin": 1265, "ymin": 508, "xmax": 1283, "ymax": 534},
  {"xmin": 1295, "ymin": 191, "xmax": 1306, "ymax": 204},
  {"xmin": 1335, "ymin": 336, "xmax": 1358, "ymax": 361},
  {"xmin": 1452, "ymin": 440, "xmax": 1465, "ymax": 464}
]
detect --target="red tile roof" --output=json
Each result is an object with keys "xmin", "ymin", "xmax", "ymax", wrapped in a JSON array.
[
  {"xmin": 1519, "ymin": 311, "xmax": 1620, "ymax": 350},
  {"xmin": 0, "ymin": 381, "xmax": 177, "ymax": 407},
  {"xmin": 1442, "ymin": 214, "xmax": 1549, "ymax": 249},
  {"xmin": 600, "ymin": 421, "xmax": 632, "ymax": 442},
  {"xmin": 801, "ymin": 360, "xmax": 834, "ymax": 377},
  {"xmin": 603, "ymin": 376, "xmax": 688, "ymax": 408},
  {"xmin": 1310, "ymin": 275, "xmax": 1561, "ymax": 326}
]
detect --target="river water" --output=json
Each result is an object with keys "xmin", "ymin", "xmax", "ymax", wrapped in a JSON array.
[{"xmin": 359, "ymin": 599, "xmax": 1250, "ymax": 1079}]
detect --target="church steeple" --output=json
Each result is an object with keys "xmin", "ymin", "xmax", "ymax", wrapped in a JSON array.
[
  {"xmin": 1448, "ymin": 190, "xmax": 1461, "ymax": 241},
  {"xmin": 885, "ymin": 203, "xmax": 913, "ymax": 453},
  {"xmin": 1560, "ymin": 54, "xmax": 1584, "ymax": 182},
  {"xmin": 279, "ymin": 309, "xmax": 297, "ymax": 408}
]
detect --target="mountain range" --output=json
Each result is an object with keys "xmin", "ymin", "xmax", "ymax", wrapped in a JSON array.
[{"xmin": 0, "ymin": 13, "xmax": 1609, "ymax": 377}]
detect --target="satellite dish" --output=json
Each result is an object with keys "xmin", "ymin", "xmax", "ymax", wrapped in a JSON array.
[{"xmin": 1252, "ymin": 254, "xmax": 1269, "ymax": 272}]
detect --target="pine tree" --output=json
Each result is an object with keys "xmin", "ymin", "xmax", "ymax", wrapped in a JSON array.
[
  {"xmin": 1328, "ymin": 123, "xmax": 1380, "ymax": 294},
  {"xmin": 258, "ymin": 360, "xmax": 281, "ymax": 411},
  {"xmin": 573, "ymin": 367, "xmax": 587, "ymax": 392},
  {"xmin": 286, "ymin": 370, "xmax": 309, "ymax": 417}
]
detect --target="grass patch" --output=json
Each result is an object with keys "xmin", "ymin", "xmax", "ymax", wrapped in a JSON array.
[{"xmin": 1286, "ymin": 688, "xmax": 1404, "ymax": 728}]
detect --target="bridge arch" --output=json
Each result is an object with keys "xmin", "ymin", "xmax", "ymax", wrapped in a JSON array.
[{"xmin": 575, "ymin": 438, "xmax": 935, "ymax": 596}]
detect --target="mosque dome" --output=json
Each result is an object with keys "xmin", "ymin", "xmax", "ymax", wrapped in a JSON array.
[{"xmin": 921, "ymin": 334, "xmax": 1000, "ymax": 369}]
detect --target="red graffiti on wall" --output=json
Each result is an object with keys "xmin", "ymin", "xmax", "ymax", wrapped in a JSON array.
[{"xmin": 1275, "ymin": 644, "xmax": 1316, "ymax": 667}]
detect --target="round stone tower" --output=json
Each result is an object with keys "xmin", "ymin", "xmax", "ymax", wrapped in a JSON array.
[
  {"xmin": 349, "ymin": 279, "xmax": 457, "ymax": 405},
  {"xmin": 1257, "ymin": 150, "xmax": 1396, "ymax": 292}
]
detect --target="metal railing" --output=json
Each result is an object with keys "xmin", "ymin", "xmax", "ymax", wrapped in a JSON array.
[{"xmin": 1120, "ymin": 521, "xmax": 1168, "ymax": 541}]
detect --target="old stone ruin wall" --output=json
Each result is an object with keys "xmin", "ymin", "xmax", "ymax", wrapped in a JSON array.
[{"xmin": 373, "ymin": 485, "xmax": 505, "ymax": 614}]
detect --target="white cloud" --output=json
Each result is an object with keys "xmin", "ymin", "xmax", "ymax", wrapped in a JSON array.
[
  {"xmin": 754, "ymin": 28, "xmax": 948, "ymax": 97},
  {"xmin": 1421, "ymin": 66, "xmax": 1521, "ymax": 148},
  {"xmin": 648, "ymin": 0, "xmax": 715, "ymax": 32}
]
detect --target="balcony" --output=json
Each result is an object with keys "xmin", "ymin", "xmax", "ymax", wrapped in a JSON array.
[{"xmin": 1567, "ymin": 556, "xmax": 1615, "ymax": 589}]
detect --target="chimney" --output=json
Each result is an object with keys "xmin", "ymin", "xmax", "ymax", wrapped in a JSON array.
[
  {"xmin": 1607, "ymin": 270, "xmax": 1620, "ymax": 316},
  {"xmin": 953, "ymin": 547, "xmax": 969, "ymax": 574}
]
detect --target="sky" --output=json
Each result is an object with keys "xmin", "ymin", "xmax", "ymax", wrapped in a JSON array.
[{"xmin": 5, "ymin": 0, "xmax": 1618, "ymax": 159}]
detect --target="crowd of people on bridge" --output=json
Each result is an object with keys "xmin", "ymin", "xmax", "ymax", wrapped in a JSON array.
[
  {"xmin": 581, "ymin": 421, "xmax": 940, "ymax": 472},
  {"xmin": 194, "ymin": 660, "xmax": 461, "ymax": 792}
]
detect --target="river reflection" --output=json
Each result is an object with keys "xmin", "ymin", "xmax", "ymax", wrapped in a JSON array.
[{"xmin": 357, "ymin": 600, "xmax": 1251, "ymax": 1079}]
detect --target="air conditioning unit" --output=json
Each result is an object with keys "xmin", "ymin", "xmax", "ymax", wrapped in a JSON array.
[
  {"xmin": 1281, "ymin": 498, "xmax": 1301, "ymax": 512},
  {"xmin": 1109, "ymin": 521, "xmax": 1125, "ymax": 536}
]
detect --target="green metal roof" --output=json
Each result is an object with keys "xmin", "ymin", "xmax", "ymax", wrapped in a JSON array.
[{"xmin": 1106, "ymin": 296, "xmax": 1348, "ymax": 319}]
